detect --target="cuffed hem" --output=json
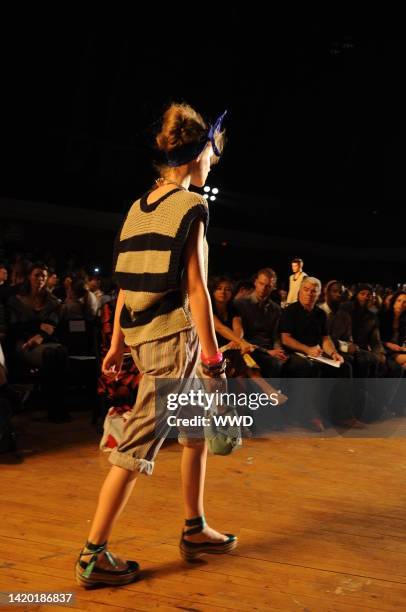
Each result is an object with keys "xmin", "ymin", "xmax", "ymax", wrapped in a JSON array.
[
  {"xmin": 178, "ymin": 434, "xmax": 205, "ymax": 448},
  {"xmin": 108, "ymin": 449, "xmax": 154, "ymax": 475}
]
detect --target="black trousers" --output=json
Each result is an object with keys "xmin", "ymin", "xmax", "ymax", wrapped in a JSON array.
[{"xmin": 283, "ymin": 353, "xmax": 353, "ymax": 423}]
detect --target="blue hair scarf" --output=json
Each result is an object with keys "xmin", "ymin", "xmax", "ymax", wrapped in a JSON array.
[{"xmin": 165, "ymin": 110, "xmax": 227, "ymax": 168}]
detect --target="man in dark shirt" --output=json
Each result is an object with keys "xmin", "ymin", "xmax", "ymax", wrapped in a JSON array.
[
  {"xmin": 280, "ymin": 277, "xmax": 355, "ymax": 431},
  {"xmin": 320, "ymin": 280, "xmax": 379, "ymax": 378},
  {"xmin": 234, "ymin": 268, "xmax": 287, "ymax": 378}
]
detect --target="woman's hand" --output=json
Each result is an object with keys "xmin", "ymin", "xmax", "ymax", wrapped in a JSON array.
[
  {"xmin": 40, "ymin": 323, "xmax": 54, "ymax": 336},
  {"xmin": 386, "ymin": 342, "xmax": 403, "ymax": 353},
  {"xmin": 22, "ymin": 334, "xmax": 44, "ymax": 350},
  {"xmin": 102, "ymin": 345, "xmax": 125, "ymax": 377},
  {"xmin": 239, "ymin": 340, "xmax": 255, "ymax": 354}
]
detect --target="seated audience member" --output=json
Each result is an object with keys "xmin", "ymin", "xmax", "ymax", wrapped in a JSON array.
[
  {"xmin": 276, "ymin": 288, "xmax": 288, "ymax": 309},
  {"xmin": 280, "ymin": 277, "xmax": 359, "ymax": 431},
  {"xmin": 7, "ymin": 262, "xmax": 70, "ymax": 423},
  {"xmin": 341, "ymin": 284, "xmax": 386, "ymax": 375},
  {"xmin": 234, "ymin": 268, "xmax": 287, "ymax": 378},
  {"xmin": 60, "ymin": 279, "xmax": 97, "ymax": 321},
  {"xmin": 380, "ymin": 291, "xmax": 406, "ymax": 370},
  {"xmin": 210, "ymin": 276, "xmax": 255, "ymax": 371},
  {"xmin": 46, "ymin": 269, "xmax": 59, "ymax": 296},
  {"xmin": 382, "ymin": 289, "xmax": 395, "ymax": 313},
  {"xmin": 54, "ymin": 274, "xmax": 74, "ymax": 302},
  {"xmin": 88, "ymin": 275, "xmax": 104, "ymax": 311},
  {"xmin": 320, "ymin": 280, "xmax": 379, "ymax": 378},
  {"xmin": 368, "ymin": 290, "xmax": 382, "ymax": 315},
  {"xmin": 286, "ymin": 257, "xmax": 307, "ymax": 306}
]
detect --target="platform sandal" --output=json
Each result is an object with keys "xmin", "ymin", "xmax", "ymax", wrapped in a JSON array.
[
  {"xmin": 75, "ymin": 540, "xmax": 140, "ymax": 588},
  {"xmin": 179, "ymin": 516, "xmax": 237, "ymax": 562}
]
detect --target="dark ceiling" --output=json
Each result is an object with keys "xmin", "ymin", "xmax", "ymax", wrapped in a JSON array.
[{"xmin": 1, "ymin": 11, "xmax": 400, "ymax": 248}]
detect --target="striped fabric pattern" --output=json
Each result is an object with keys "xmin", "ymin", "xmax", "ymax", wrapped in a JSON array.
[
  {"xmin": 106, "ymin": 327, "xmax": 201, "ymax": 474},
  {"xmin": 113, "ymin": 188, "xmax": 209, "ymax": 346}
]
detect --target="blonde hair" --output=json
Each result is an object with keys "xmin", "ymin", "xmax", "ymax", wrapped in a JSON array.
[
  {"xmin": 155, "ymin": 103, "xmax": 225, "ymax": 169},
  {"xmin": 156, "ymin": 103, "xmax": 207, "ymax": 152}
]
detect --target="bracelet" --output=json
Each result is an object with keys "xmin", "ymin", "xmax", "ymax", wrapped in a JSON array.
[
  {"xmin": 200, "ymin": 350, "xmax": 223, "ymax": 366},
  {"xmin": 201, "ymin": 358, "xmax": 226, "ymax": 371},
  {"xmin": 201, "ymin": 358, "xmax": 227, "ymax": 376}
]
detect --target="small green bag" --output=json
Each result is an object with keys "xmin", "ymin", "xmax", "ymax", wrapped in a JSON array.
[{"xmin": 204, "ymin": 405, "xmax": 242, "ymax": 455}]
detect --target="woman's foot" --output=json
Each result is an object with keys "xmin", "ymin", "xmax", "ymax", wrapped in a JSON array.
[
  {"xmin": 183, "ymin": 524, "xmax": 229, "ymax": 544},
  {"xmin": 76, "ymin": 542, "xmax": 139, "ymax": 587},
  {"xmin": 180, "ymin": 516, "xmax": 237, "ymax": 561},
  {"xmin": 79, "ymin": 549, "xmax": 129, "ymax": 571}
]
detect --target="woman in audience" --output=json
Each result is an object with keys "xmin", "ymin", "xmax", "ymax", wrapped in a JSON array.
[
  {"xmin": 7, "ymin": 262, "xmax": 70, "ymax": 422},
  {"xmin": 382, "ymin": 289, "xmax": 395, "ymax": 313},
  {"xmin": 380, "ymin": 291, "xmax": 406, "ymax": 369},
  {"xmin": 210, "ymin": 276, "xmax": 254, "ymax": 374}
]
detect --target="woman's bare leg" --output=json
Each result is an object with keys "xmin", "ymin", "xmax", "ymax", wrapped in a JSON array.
[
  {"xmin": 181, "ymin": 442, "xmax": 227, "ymax": 542},
  {"xmin": 80, "ymin": 466, "xmax": 137, "ymax": 568}
]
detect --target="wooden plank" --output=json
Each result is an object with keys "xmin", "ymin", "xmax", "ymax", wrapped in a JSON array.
[
  {"xmin": 2, "ymin": 413, "xmax": 406, "ymax": 610},
  {"xmin": 2, "ymin": 534, "xmax": 406, "ymax": 612}
]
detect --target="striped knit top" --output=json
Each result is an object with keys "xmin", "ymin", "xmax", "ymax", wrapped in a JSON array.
[{"xmin": 113, "ymin": 188, "xmax": 209, "ymax": 346}]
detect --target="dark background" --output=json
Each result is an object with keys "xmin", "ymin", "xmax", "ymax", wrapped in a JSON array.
[{"xmin": 1, "ymin": 10, "xmax": 403, "ymax": 286}]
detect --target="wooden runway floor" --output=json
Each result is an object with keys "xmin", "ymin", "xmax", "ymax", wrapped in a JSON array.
[{"xmin": 1, "ymin": 409, "xmax": 406, "ymax": 611}]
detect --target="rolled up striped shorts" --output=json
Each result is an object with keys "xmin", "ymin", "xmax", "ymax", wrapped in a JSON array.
[{"xmin": 103, "ymin": 327, "xmax": 203, "ymax": 475}]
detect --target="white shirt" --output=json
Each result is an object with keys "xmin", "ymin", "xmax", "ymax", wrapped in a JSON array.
[{"xmin": 286, "ymin": 271, "xmax": 307, "ymax": 305}]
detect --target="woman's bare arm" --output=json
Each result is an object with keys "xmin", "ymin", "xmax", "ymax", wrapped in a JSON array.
[{"xmin": 183, "ymin": 219, "xmax": 218, "ymax": 357}]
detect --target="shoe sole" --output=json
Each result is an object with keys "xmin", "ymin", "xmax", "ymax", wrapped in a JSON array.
[
  {"xmin": 180, "ymin": 538, "xmax": 238, "ymax": 562},
  {"xmin": 75, "ymin": 563, "xmax": 140, "ymax": 588}
]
